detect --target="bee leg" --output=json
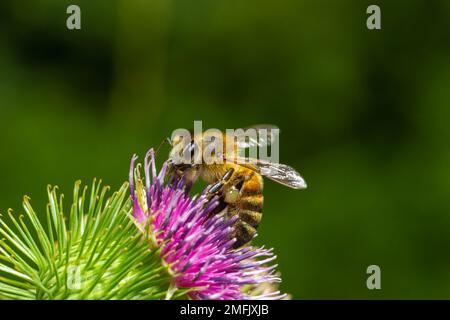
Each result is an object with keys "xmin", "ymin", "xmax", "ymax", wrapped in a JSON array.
[
  {"xmin": 204, "ymin": 168, "xmax": 235, "ymax": 217},
  {"xmin": 205, "ymin": 168, "xmax": 234, "ymax": 199}
]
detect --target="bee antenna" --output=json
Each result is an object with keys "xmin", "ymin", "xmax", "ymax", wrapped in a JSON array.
[{"xmin": 154, "ymin": 137, "xmax": 171, "ymax": 157}]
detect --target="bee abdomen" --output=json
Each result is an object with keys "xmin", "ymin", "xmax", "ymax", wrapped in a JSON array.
[
  {"xmin": 229, "ymin": 173, "xmax": 264, "ymax": 248},
  {"xmin": 232, "ymin": 221, "xmax": 257, "ymax": 248},
  {"xmin": 239, "ymin": 174, "xmax": 263, "ymax": 197},
  {"xmin": 240, "ymin": 186, "xmax": 263, "ymax": 197},
  {"xmin": 239, "ymin": 195, "xmax": 263, "ymax": 213},
  {"xmin": 239, "ymin": 209, "xmax": 262, "ymax": 228}
]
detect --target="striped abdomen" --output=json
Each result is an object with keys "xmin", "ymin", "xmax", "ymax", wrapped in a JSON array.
[{"xmin": 229, "ymin": 173, "xmax": 264, "ymax": 248}]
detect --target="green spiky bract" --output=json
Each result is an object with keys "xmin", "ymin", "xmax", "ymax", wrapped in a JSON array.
[{"xmin": 0, "ymin": 180, "xmax": 182, "ymax": 300}]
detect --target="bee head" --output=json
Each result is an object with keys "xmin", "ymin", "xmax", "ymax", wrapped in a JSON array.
[{"xmin": 167, "ymin": 136, "xmax": 200, "ymax": 177}]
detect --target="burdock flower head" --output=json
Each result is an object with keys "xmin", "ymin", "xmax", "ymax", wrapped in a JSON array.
[
  {"xmin": 0, "ymin": 148, "xmax": 286, "ymax": 300},
  {"xmin": 129, "ymin": 149, "xmax": 286, "ymax": 300}
]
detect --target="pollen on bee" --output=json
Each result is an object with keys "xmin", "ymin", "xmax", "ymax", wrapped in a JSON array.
[{"xmin": 224, "ymin": 187, "xmax": 239, "ymax": 203}]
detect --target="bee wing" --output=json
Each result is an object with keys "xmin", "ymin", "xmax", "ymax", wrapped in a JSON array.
[
  {"xmin": 224, "ymin": 156, "xmax": 307, "ymax": 190},
  {"xmin": 233, "ymin": 124, "xmax": 280, "ymax": 149}
]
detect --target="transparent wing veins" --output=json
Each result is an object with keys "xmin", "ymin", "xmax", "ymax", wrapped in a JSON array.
[{"xmin": 223, "ymin": 155, "xmax": 307, "ymax": 190}]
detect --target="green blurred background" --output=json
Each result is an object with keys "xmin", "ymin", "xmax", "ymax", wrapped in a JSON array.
[{"xmin": 1, "ymin": 0, "xmax": 450, "ymax": 299}]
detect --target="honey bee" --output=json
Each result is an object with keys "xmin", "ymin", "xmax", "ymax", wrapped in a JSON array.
[{"xmin": 167, "ymin": 125, "xmax": 307, "ymax": 248}]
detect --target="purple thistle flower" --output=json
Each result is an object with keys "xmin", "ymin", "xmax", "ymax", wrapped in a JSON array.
[{"xmin": 129, "ymin": 148, "xmax": 286, "ymax": 300}]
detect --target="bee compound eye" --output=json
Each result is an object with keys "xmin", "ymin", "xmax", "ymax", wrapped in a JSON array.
[
  {"xmin": 189, "ymin": 140, "xmax": 196, "ymax": 155},
  {"xmin": 183, "ymin": 140, "xmax": 198, "ymax": 164}
]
